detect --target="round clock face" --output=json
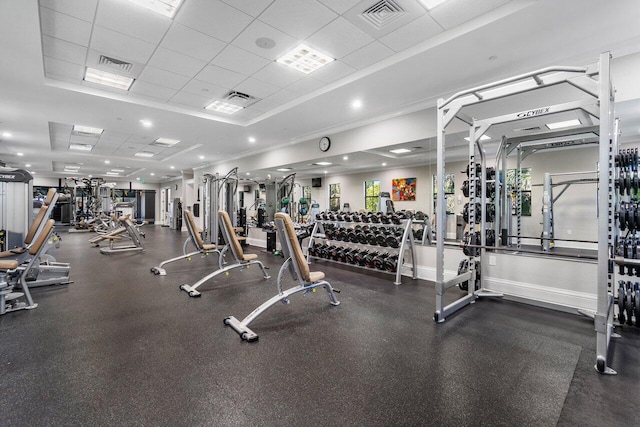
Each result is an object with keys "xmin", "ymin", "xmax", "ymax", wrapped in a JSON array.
[{"xmin": 319, "ymin": 137, "xmax": 331, "ymax": 152}]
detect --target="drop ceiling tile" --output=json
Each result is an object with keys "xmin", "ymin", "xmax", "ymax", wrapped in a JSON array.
[
  {"xmin": 147, "ymin": 47, "xmax": 207, "ymax": 78},
  {"xmin": 251, "ymin": 89, "xmax": 298, "ymax": 112},
  {"xmin": 310, "ymin": 60, "xmax": 356, "ymax": 83},
  {"xmin": 219, "ymin": 0, "xmax": 273, "ymax": 17},
  {"xmin": 428, "ymin": 0, "xmax": 510, "ymax": 30},
  {"xmin": 380, "ymin": 13, "xmax": 443, "ymax": 52},
  {"xmin": 94, "ymin": 0, "xmax": 171, "ymax": 44},
  {"xmin": 210, "ymin": 45, "xmax": 271, "ymax": 76},
  {"xmin": 231, "ymin": 20, "xmax": 297, "ymax": 60},
  {"xmin": 44, "ymin": 57, "xmax": 84, "ymax": 80},
  {"xmin": 195, "ymin": 65, "xmax": 247, "ymax": 89},
  {"xmin": 260, "ymin": 0, "xmax": 337, "ymax": 40},
  {"xmin": 234, "ymin": 77, "xmax": 280, "ymax": 99},
  {"xmin": 252, "ymin": 62, "xmax": 303, "ymax": 88},
  {"xmin": 285, "ymin": 76, "xmax": 325, "ymax": 95},
  {"xmin": 229, "ymin": 107, "xmax": 263, "ymax": 120},
  {"xmin": 181, "ymin": 80, "xmax": 228, "ymax": 98},
  {"xmin": 169, "ymin": 91, "xmax": 213, "ymax": 109},
  {"xmin": 341, "ymin": 41, "xmax": 394, "ymax": 69},
  {"xmin": 39, "ymin": 0, "xmax": 98, "ymax": 22},
  {"xmin": 176, "ymin": 0, "xmax": 253, "ymax": 43},
  {"xmin": 45, "ymin": 73, "xmax": 78, "ymax": 84},
  {"xmin": 129, "ymin": 81, "xmax": 178, "ymax": 102},
  {"xmin": 160, "ymin": 23, "xmax": 226, "ymax": 62},
  {"xmin": 90, "ymin": 25, "xmax": 157, "ymax": 64},
  {"xmin": 317, "ymin": 0, "xmax": 361, "ymax": 15},
  {"xmin": 137, "ymin": 66, "xmax": 190, "ymax": 90},
  {"xmin": 42, "ymin": 36, "xmax": 87, "ymax": 65},
  {"xmin": 306, "ymin": 17, "xmax": 374, "ymax": 59},
  {"xmin": 40, "ymin": 7, "xmax": 92, "ymax": 46}
]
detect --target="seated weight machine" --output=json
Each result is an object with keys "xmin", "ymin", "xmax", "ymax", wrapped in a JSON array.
[{"xmin": 90, "ymin": 215, "xmax": 146, "ymax": 255}]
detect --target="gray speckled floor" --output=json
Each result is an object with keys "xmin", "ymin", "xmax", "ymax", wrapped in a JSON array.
[{"xmin": 1, "ymin": 225, "xmax": 638, "ymax": 426}]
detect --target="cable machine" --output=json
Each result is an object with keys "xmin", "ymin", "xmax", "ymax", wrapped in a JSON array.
[
  {"xmin": 435, "ymin": 52, "xmax": 615, "ymax": 374},
  {"xmin": 202, "ymin": 167, "xmax": 239, "ymax": 246}
]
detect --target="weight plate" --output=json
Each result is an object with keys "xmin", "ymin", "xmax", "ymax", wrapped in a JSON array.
[
  {"xmin": 634, "ymin": 287, "xmax": 640, "ymax": 327},
  {"xmin": 618, "ymin": 282, "xmax": 626, "ymax": 324},
  {"xmin": 625, "ymin": 283, "xmax": 634, "ymax": 325}
]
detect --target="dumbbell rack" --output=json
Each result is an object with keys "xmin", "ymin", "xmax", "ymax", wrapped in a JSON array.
[{"xmin": 307, "ymin": 218, "xmax": 417, "ymax": 285}]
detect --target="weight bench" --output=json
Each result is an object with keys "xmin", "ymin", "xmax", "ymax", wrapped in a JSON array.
[
  {"xmin": 0, "ymin": 219, "xmax": 56, "ymax": 315},
  {"xmin": 98, "ymin": 215, "xmax": 145, "ymax": 254},
  {"xmin": 151, "ymin": 209, "xmax": 223, "ymax": 276},
  {"xmin": 225, "ymin": 212, "xmax": 340, "ymax": 342},
  {"xmin": 179, "ymin": 210, "xmax": 270, "ymax": 298}
]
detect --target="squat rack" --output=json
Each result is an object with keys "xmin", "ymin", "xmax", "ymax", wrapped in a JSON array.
[{"xmin": 434, "ymin": 53, "xmax": 615, "ymax": 374}]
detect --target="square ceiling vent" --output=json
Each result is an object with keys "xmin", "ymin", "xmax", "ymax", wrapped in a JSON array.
[{"xmin": 344, "ymin": 0, "xmax": 426, "ymax": 37}]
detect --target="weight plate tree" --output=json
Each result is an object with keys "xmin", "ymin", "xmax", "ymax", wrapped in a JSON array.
[{"xmin": 307, "ymin": 211, "xmax": 417, "ymax": 285}]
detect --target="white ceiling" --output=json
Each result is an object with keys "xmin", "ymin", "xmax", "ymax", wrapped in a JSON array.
[{"xmin": 0, "ymin": 0, "xmax": 639, "ymax": 183}]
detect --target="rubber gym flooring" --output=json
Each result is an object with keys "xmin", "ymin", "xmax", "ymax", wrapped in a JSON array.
[{"xmin": 1, "ymin": 225, "xmax": 638, "ymax": 426}]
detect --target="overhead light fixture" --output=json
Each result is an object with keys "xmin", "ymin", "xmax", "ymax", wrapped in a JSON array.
[
  {"xmin": 139, "ymin": 119, "xmax": 153, "ymax": 128},
  {"xmin": 154, "ymin": 137, "xmax": 180, "ymax": 146},
  {"xmin": 69, "ymin": 143, "xmax": 93, "ymax": 151},
  {"xmin": 2, "ymin": 132, "xmax": 12, "ymax": 138},
  {"xmin": 106, "ymin": 172, "xmax": 120, "ymax": 176},
  {"xmin": 419, "ymin": 0, "xmax": 450, "ymax": 10},
  {"xmin": 17, "ymin": 152, "xmax": 24, "ymax": 156},
  {"xmin": 104, "ymin": 160, "xmax": 110, "ymax": 164},
  {"xmin": 205, "ymin": 100, "xmax": 244, "ymax": 114},
  {"xmin": 248, "ymin": 137, "xmax": 256, "ymax": 143},
  {"xmin": 84, "ymin": 67, "xmax": 134, "ymax": 90},
  {"xmin": 546, "ymin": 119, "xmax": 581, "ymax": 130},
  {"xmin": 246, "ymin": 172, "xmax": 250, "ymax": 176},
  {"xmin": 111, "ymin": 169, "xmax": 125, "ymax": 173},
  {"xmin": 25, "ymin": 164, "xmax": 31, "ymax": 167},
  {"xmin": 73, "ymin": 125, "xmax": 103, "ymax": 135},
  {"xmin": 390, "ymin": 148, "xmax": 412, "ymax": 154},
  {"xmin": 150, "ymin": 172, "xmax": 155, "ymax": 176},
  {"xmin": 314, "ymin": 161, "xmax": 332, "ymax": 166},
  {"xmin": 135, "ymin": 151, "xmax": 155, "ymax": 158},
  {"xmin": 199, "ymin": 155, "xmax": 205, "ymax": 160},
  {"xmin": 126, "ymin": 0, "xmax": 184, "ymax": 18},
  {"xmin": 324, "ymin": 170, "xmax": 328, "ymax": 174},
  {"xmin": 276, "ymin": 43, "xmax": 334, "ymax": 75},
  {"xmin": 65, "ymin": 165, "xmax": 80, "ymax": 170},
  {"xmin": 343, "ymin": 156, "xmax": 349, "ymax": 160},
  {"xmin": 382, "ymin": 162, "xmax": 387, "ymax": 166},
  {"xmin": 464, "ymin": 135, "xmax": 492, "ymax": 142},
  {"xmin": 277, "ymin": 168, "xmax": 292, "ymax": 172},
  {"xmin": 170, "ymin": 166, "xmax": 175, "ymax": 169},
  {"xmin": 351, "ymin": 100, "xmax": 363, "ymax": 109}
]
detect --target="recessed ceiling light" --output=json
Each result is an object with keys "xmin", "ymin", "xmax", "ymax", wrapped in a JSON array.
[
  {"xmin": 2, "ymin": 132, "xmax": 11, "ymax": 137},
  {"xmin": 17, "ymin": 152, "xmax": 24, "ymax": 156},
  {"xmin": 106, "ymin": 172, "xmax": 120, "ymax": 176},
  {"xmin": 390, "ymin": 148, "xmax": 412, "ymax": 154},
  {"xmin": 324, "ymin": 170, "xmax": 328, "ymax": 174},
  {"xmin": 248, "ymin": 137, "xmax": 256, "ymax": 143},
  {"xmin": 139, "ymin": 119, "xmax": 153, "ymax": 128},
  {"xmin": 136, "ymin": 177, "xmax": 140, "ymax": 181},
  {"xmin": 154, "ymin": 137, "xmax": 180, "ymax": 146},
  {"xmin": 84, "ymin": 67, "xmax": 134, "ymax": 90},
  {"xmin": 150, "ymin": 172, "xmax": 155, "ymax": 176},
  {"xmin": 134, "ymin": 152, "xmax": 155, "ymax": 158},
  {"xmin": 464, "ymin": 135, "xmax": 492, "ymax": 142},
  {"xmin": 73, "ymin": 125, "xmax": 103, "ymax": 135},
  {"xmin": 351, "ymin": 99, "xmax": 363, "ymax": 109},
  {"xmin": 65, "ymin": 165, "xmax": 80, "ymax": 170},
  {"xmin": 246, "ymin": 172, "xmax": 250, "ymax": 176},
  {"xmin": 277, "ymin": 43, "xmax": 334, "ymax": 74},
  {"xmin": 104, "ymin": 160, "xmax": 110, "ymax": 164},
  {"xmin": 343, "ymin": 156, "xmax": 349, "ymax": 160},
  {"xmin": 25, "ymin": 164, "xmax": 31, "ymax": 167},
  {"xmin": 546, "ymin": 119, "xmax": 581, "ymax": 130},
  {"xmin": 314, "ymin": 161, "xmax": 332, "ymax": 166},
  {"xmin": 88, "ymin": 174, "xmax": 92, "ymax": 178},
  {"xmin": 199, "ymin": 155, "xmax": 205, "ymax": 160},
  {"xmin": 419, "ymin": 0, "xmax": 450, "ymax": 10},
  {"xmin": 277, "ymin": 168, "xmax": 292, "ymax": 172},
  {"xmin": 69, "ymin": 143, "xmax": 93, "ymax": 151},
  {"xmin": 382, "ymin": 162, "xmax": 387, "ymax": 166},
  {"xmin": 205, "ymin": 100, "xmax": 243, "ymax": 114},
  {"xmin": 126, "ymin": 0, "xmax": 184, "ymax": 18},
  {"xmin": 111, "ymin": 169, "xmax": 125, "ymax": 173},
  {"xmin": 170, "ymin": 166, "xmax": 175, "ymax": 169}
]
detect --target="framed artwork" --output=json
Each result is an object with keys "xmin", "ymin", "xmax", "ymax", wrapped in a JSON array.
[
  {"xmin": 392, "ymin": 177, "xmax": 416, "ymax": 201},
  {"xmin": 433, "ymin": 174, "xmax": 455, "ymax": 214},
  {"xmin": 506, "ymin": 168, "xmax": 532, "ymax": 216}
]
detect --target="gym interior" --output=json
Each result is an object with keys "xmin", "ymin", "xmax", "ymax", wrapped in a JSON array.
[{"xmin": 1, "ymin": 0, "xmax": 640, "ymax": 425}]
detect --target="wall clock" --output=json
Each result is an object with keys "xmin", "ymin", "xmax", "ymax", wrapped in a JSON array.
[{"xmin": 319, "ymin": 136, "xmax": 331, "ymax": 152}]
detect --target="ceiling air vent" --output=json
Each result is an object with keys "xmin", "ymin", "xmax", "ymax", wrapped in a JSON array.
[
  {"xmin": 98, "ymin": 55, "xmax": 133, "ymax": 73},
  {"xmin": 223, "ymin": 91, "xmax": 257, "ymax": 107},
  {"xmin": 514, "ymin": 126, "xmax": 542, "ymax": 132},
  {"xmin": 359, "ymin": 0, "xmax": 405, "ymax": 30}
]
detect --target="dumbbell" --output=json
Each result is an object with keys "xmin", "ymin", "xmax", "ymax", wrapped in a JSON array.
[
  {"xmin": 373, "ymin": 253, "xmax": 390, "ymax": 270},
  {"xmin": 383, "ymin": 254, "xmax": 398, "ymax": 272},
  {"xmin": 363, "ymin": 251, "xmax": 379, "ymax": 268},
  {"xmin": 413, "ymin": 227, "xmax": 424, "ymax": 241},
  {"xmin": 355, "ymin": 250, "xmax": 369, "ymax": 266}
]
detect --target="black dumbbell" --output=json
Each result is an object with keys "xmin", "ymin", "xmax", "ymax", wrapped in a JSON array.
[
  {"xmin": 373, "ymin": 253, "xmax": 390, "ymax": 270},
  {"xmin": 355, "ymin": 250, "xmax": 369, "ymax": 266},
  {"xmin": 363, "ymin": 251, "xmax": 379, "ymax": 268},
  {"xmin": 384, "ymin": 254, "xmax": 398, "ymax": 272}
]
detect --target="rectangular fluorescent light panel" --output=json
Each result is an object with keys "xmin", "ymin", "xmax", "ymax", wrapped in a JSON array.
[
  {"xmin": 390, "ymin": 148, "xmax": 412, "ymax": 154},
  {"xmin": 111, "ymin": 169, "xmax": 125, "ymax": 173},
  {"xmin": 84, "ymin": 67, "xmax": 134, "ymax": 90},
  {"xmin": 126, "ymin": 0, "xmax": 184, "ymax": 18},
  {"xmin": 464, "ymin": 135, "xmax": 492, "ymax": 142},
  {"xmin": 64, "ymin": 165, "xmax": 80, "ymax": 170},
  {"xmin": 314, "ymin": 161, "xmax": 332, "ymax": 166},
  {"xmin": 277, "ymin": 168, "xmax": 292, "ymax": 172},
  {"xmin": 419, "ymin": 0, "xmax": 450, "ymax": 10},
  {"xmin": 106, "ymin": 172, "xmax": 120, "ymax": 176},
  {"xmin": 205, "ymin": 100, "xmax": 244, "ymax": 114},
  {"xmin": 277, "ymin": 44, "xmax": 334, "ymax": 75},
  {"xmin": 69, "ymin": 143, "xmax": 93, "ymax": 151},
  {"xmin": 545, "ymin": 119, "xmax": 581, "ymax": 130},
  {"xmin": 73, "ymin": 125, "xmax": 104, "ymax": 135},
  {"xmin": 134, "ymin": 151, "xmax": 155, "ymax": 158},
  {"xmin": 154, "ymin": 138, "xmax": 180, "ymax": 146}
]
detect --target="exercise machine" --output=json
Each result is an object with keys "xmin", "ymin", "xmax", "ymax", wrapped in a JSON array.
[
  {"xmin": 90, "ymin": 215, "xmax": 146, "ymax": 254},
  {"xmin": 0, "ymin": 168, "xmax": 33, "ymax": 251},
  {"xmin": 225, "ymin": 212, "xmax": 340, "ymax": 342}
]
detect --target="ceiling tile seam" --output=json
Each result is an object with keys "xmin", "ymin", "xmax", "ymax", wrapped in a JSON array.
[{"xmin": 39, "ymin": 3, "xmax": 96, "ymax": 24}]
